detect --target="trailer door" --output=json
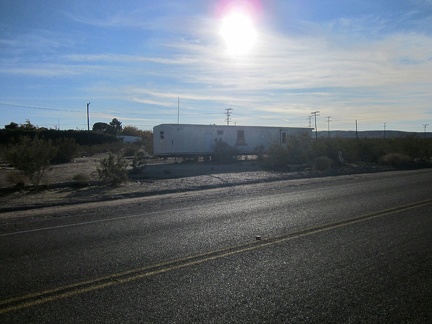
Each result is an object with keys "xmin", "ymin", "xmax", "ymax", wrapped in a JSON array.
[
  {"xmin": 280, "ymin": 131, "xmax": 287, "ymax": 144},
  {"xmin": 205, "ymin": 133, "xmax": 212, "ymax": 152}
]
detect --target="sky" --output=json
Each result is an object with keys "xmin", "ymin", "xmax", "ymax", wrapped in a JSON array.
[{"xmin": 0, "ymin": 0, "xmax": 431, "ymax": 133}]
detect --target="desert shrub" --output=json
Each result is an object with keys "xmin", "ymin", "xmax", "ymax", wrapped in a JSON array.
[
  {"xmin": 130, "ymin": 150, "xmax": 147, "ymax": 174},
  {"xmin": 4, "ymin": 136, "xmax": 56, "ymax": 187},
  {"xmin": 263, "ymin": 135, "xmax": 314, "ymax": 170},
  {"xmin": 286, "ymin": 134, "xmax": 314, "ymax": 164},
  {"xmin": 378, "ymin": 153, "xmax": 412, "ymax": 167},
  {"xmin": 142, "ymin": 131, "xmax": 153, "ymax": 154},
  {"xmin": 122, "ymin": 143, "xmax": 142, "ymax": 157},
  {"xmin": 6, "ymin": 170, "xmax": 27, "ymax": 187},
  {"xmin": 212, "ymin": 140, "xmax": 239, "ymax": 163},
  {"xmin": 312, "ymin": 138, "xmax": 395, "ymax": 164},
  {"xmin": 72, "ymin": 173, "xmax": 90, "ymax": 187},
  {"xmin": 80, "ymin": 142, "xmax": 125, "ymax": 156},
  {"xmin": 313, "ymin": 156, "xmax": 333, "ymax": 171},
  {"xmin": 387, "ymin": 137, "xmax": 432, "ymax": 160},
  {"xmin": 263, "ymin": 144, "xmax": 290, "ymax": 169},
  {"xmin": 254, "ymin": 145, "xmax": 265, "ymax": 161},
  {"xmin": 51, "ymin": 138, "xmax": 79, "ymax": 164},
  {"xmin": 97, "ymin": 153, "xmax": 129, "ymax": 186}
]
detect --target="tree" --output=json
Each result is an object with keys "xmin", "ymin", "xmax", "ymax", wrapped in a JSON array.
[
  {"xmin": 122, "ymin": 125, "xmax": 141, "ymax": 137},
  {"xmin": 109, "ymin": 118, "xmax": 122, "ymax": 134},
  {"xmin": 121, "ymin": 126, "xmax": 153, "ymax": 153},
  {"xmin": 5, "ymin": 122, "xmax": 18, "ymax": 130},
  {"xmin": 93, "ymin": 122, "xmax": 114, "ymax": 134},
  {"xmin": 4, "ymin": 136, "xmax": 56, "ymax": 187},
  {"xmin": 21, "ymin": 119, "xmax": 37, "ymax": 130}
]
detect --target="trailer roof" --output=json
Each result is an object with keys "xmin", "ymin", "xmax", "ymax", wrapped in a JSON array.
[{"xmin": 155, "ymin": 123, "xmax": 312, "ymax": 130}]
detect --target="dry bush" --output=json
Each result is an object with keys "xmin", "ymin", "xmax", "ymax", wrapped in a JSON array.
[
  {"xmin": 263, "ymin": 144, "xmax": 290, "ymax": 169},
  {"xmin": 97, "ymin": 153, "xmax": 128, "ymax": 186},
  {"xmin": 212, "ymin": 140, "xmax": 239, "ymax": 163},
  {"xmin": 313, "ymin": 156, "xmax": 333, "ymax": 171},
  {"xmin": 72, "ymin": 173, "xmax": 90, "ymax": 187},
  {"xmin": 131, "ymin": 150, "xmax": 147, "ymax": 174},
  {"xmin": 6, "ymin": 170, "xmax": 27, "ymax": 187},
  {"xmin": 378, "ymin": 153, "xmax": 412, "ymax": 167},
  {"xmin": 4, "ymin": 136, "xmax": 56, "ymax": 187}
]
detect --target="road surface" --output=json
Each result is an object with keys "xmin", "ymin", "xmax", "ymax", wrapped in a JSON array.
[{"xmin": 1, "ymin": 169, "xmax": 432, "ymax": 322}]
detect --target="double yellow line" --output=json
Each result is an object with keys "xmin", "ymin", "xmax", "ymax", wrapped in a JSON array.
[{"xmin": 1, "ymin": 198, "xmax": 431, "ymax": 314}]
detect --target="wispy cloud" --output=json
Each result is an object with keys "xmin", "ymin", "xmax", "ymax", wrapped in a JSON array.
[{"xmin": 1, "ymin": 1, "xmax": 431, "ymax": 131}]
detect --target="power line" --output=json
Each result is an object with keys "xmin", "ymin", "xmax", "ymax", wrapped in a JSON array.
[{"xmin": 0, "ymin": 102, "xmax": 80, "ymax": 113}]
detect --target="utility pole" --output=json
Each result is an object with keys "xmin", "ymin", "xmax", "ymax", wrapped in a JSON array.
[
  {"xmin": 86, "ymin": 102, "xmax": 90, "ymax": 131},
  {"xmin": 225, "ymin": 108, "xmax": 233, "ymax": 126},
  {"xmin": 308, "ymin": 115, "xmax": 312, "ymax": 128},
  {"xmin": 355, "ymin": 120, "xmax": 358, "ymax": 140},
  {"xmin": 177, "ymin": 97, "xmax": 180, "ymax": 124},
  {"xmin": 326, "ymin": 116, "xmax": 331, "ymax": 138},
  {"xmin": 384, "ymin": 122, "xmax": 387, "ymax": 139},
  {"xmin": 423, "ymin": 124, "xmax": 429, "ymax": 138},
  {"xmin": 86, "ymin": 102, "xmax": 91, "ymax": 147},
  {"xmin": 311, "ymin": 111, "xmax": 320, "ymax": 141}
]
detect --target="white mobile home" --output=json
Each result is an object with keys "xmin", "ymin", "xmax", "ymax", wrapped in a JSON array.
[{"xmin": 153, "ymin": 124, "xmax": 312, "ymax": 158}]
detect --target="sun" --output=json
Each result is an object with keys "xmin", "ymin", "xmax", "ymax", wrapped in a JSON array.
[{"xmin": 220, "ymin": 10, "xmax": 257, "ymax": 55}]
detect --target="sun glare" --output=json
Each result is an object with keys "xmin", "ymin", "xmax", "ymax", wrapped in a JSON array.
[{"xmin": 220, "ymin": 10, "xmax": 257, "ymax": 55}]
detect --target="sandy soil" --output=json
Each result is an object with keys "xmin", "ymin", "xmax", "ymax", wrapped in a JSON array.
[
  {"xmin": 0, "ymin": 154, "xmax": 396, "ymax": 214},
  {"xmin": 0, "ymin": 155, "xmax": 295, "ymax": 212}
]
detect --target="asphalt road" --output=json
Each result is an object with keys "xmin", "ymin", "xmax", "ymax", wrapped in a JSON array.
[{"xmin": 1, "ymin": 169, "xmax": 432, "ymax": 323}]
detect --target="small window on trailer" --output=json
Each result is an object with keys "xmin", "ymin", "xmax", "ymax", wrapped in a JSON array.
[{"xmin": 160, "ymin": 131, "xmax": 164, "ymax": 139}]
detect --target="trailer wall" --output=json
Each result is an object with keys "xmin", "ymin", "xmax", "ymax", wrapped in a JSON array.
[{"xmin": 153, "ymin": 124, "xmax": 311, "ymax": 157}]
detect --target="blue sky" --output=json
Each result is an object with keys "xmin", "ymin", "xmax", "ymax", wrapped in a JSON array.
[{"xmin": 1, "ymin": 0, "xmax": 431, "ymax": 132}]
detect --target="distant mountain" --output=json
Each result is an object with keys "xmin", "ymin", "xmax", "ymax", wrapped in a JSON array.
[{"xmin": 316, "ymin": 130, "xmax": 432, "ymax": 139}]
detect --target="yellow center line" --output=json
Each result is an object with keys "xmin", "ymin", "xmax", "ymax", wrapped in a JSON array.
[{"xmin": 1, "ymin": 198, "xmax": 431, "ymax": 314}]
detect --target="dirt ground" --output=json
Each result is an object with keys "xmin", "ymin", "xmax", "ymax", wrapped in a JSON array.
[
  {"xmin": 0, "ymin": 153, "xmax": 401, "ymax": 215},
  {"xmin": 0, "ymin": 155, "xmax": 296, "ymax": 212}
]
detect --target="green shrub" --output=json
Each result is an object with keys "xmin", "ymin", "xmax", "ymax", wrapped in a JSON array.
[
  {"xmin": 286, "ymin": 134, "xmax": 314, "ymax": 164},
  {"xmin": 254, "ymin": 145, "xmax": 265, "ymax": 161},
  {"xmin": 122, "ymin": 143, "xmax": 141, "ymax": 157},
  {"xmin": 97, "ymin": 153, "xmax": 129, "ymax": 186},
  {"xmin": 212, "ymin": 140, "xmax": 239, "ymax": 163},
  {"xmin": 79, "ymin": 142, "xmax": 125, "ymax": 156},
  {"xmin": 263, "ymin": 144, "xmax": 290, "ymax": 169},
  {"xmin": 313, "ymin": 156, "xmax": 333, "ymax": 171},
  {"xmin": 262, "ymin": 135, "xmax": 314, "ymax": 170},
  {"xmin": 4, "ymin": 136, "xmax": 56, "ymax": 187},
  {"xmin": 52, "ymin": 138, "xmax": 79, "ymax": 164},
  {"xmin": 131, "ymin": 150, "xmax": 147, "ymax": 173},
  {"xmin": 378, "ymin": 153, "xmax": 412, "ymax": 167}
]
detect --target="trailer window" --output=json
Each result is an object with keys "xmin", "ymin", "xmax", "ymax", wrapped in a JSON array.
[
  {"xmin": 217, "ymin": 130, "xmax": 223, "ymax": 136},
  {"xmin": 160, "ymin": 131, "xmax": 164, "ymax": 139},
  {"xmin": 236, "ymin": 130, "xmax": 246, "ymax": 146}
]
